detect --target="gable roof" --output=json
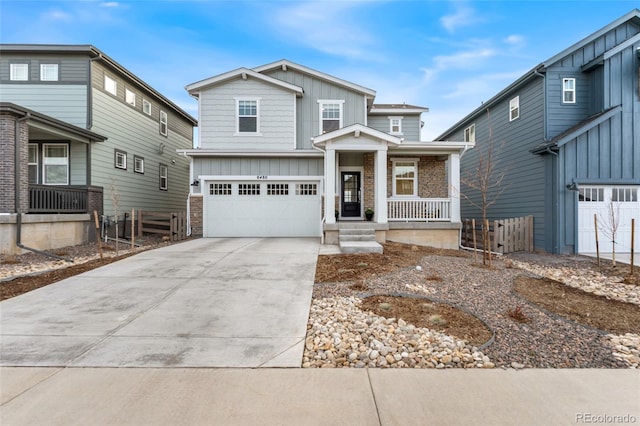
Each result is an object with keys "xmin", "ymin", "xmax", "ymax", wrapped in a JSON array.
[
  {"xmin": 436, "ymin": 9, "xmax": 640, "ymax": 140},
  {"xmin": 370, "ymin": 104, "xmax": 429, "ymax": 114},
  {"xmin": 185, "ymin": 67, "xmax": 304, "ymax": 96},
  {"xmin": 252, "ymin": 59, "xmax": 377, "ymax": 97},
  {"xmin": 311, "ymin": 123, "xmax": 402, "ymax": 147},
  {"xmin": 0, "ymin": 44, "xmax": 197, "ymax": 125}
]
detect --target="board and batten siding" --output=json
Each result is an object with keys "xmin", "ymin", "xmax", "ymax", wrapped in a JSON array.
[
  {"xmin": 367, "ymin": 115, "xmax": 422, "ymax": 141},
  {"xmin": 198, "ymin": 78, "xmax": 295, "ymax": 150},
  {"xmin": 263, "ymin": 68, "xmax": 368, "ymax": 149},
  {"xmin": 0, "ymin": 85, "xmax": 87, "ymax": 128},
  {"xmin": 90, "ymin": 90, "xmax": 191, "ymax": 216},
  {"xmin": 445, "ymin": 77, "xmax": 548, "ymax": 251},
  {"xmin": 193, "ymin": 157, "xmax": 323, "ymax": 179}
]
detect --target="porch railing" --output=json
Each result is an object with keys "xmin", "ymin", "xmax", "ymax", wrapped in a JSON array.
[
  {"xmin": 387, "ymin": 198, "xmax": 451, "ymax": 221},
  {"xmin": 29, "ymin": 185, "xmax": 88, "ymax": 213}
]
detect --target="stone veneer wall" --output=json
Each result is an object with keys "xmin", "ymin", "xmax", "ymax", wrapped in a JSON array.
[
  {"xmin": 189, "ymin": 195, "xmax": 203, "ymax": 237},
  {"xmin": 387, "ymin": 156, "xmax": 447, "ymax": 198}
]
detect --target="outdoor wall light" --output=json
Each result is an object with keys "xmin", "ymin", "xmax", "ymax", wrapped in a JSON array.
[
  {"xmin": 190, "ymin": 180, "xmax": 200, "ymax": 187},
  {"xmin": 566, "ymin": 181, "xmax": 578, "ymax": 191}
]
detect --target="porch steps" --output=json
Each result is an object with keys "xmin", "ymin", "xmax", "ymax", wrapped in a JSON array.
[{"xmin": 338, "ymin": 228, "xmax": 383, "ymax": 254}]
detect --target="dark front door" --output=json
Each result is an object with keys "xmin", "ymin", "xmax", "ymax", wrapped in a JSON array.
[{"xmin": 341, "ymin": 171, "xmax": 361, "ymax": 217}]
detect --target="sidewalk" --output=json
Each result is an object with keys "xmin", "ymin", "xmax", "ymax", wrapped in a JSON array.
[{"xmin": 1, "ymin": 367, "xmax": 638, "ymax": 425}]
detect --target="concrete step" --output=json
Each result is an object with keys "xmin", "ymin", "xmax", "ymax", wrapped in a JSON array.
[
  {"xmin": 339, "ymin": 240, "xmax": 384, "ymax": 254},
  {"xmin": 339, "ymin": 228, "xmax": 376, "ymax": 236},
  {"xmin": 339, "ymin": 233, "xmax": 376, "ymax": 242}
]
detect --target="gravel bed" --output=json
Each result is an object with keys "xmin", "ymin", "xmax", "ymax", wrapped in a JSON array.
[{"xmin": 310, "ymin": 254, "xmax": 636, "ymax": 369}]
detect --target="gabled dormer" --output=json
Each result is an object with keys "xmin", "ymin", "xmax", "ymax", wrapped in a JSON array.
[{"xmin": 368, "ymin": 104, "xmax": 429, "ymax": 141}]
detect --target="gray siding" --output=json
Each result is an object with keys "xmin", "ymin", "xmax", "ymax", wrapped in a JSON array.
[
  {"xmin": 91, "ymin": 90, "xmax": 192, "ymax": 215},
  {"xmin": 263, "ymin": 69, "xmax": 367, "ymax": 149},
  {"xmin": 69, "ymin": 141, "xmax": 87, "ymax": 185},
  {"xmin": 0, "ymin": 84, "xmax": 87, "ymax": 128},
  {"xmin": 198, "ymin": 78, "xmax": 296, "ymax": 150},
  {"xmin": 0, "ymin": 54, "xmax": 89, "ymax": 83},
  {"xmin": 367, "ymin": 114, "xmax": 422, "ymax": 140},
  {"xmin": 193, "ymin": 157, "xmax": 323, "ymax": 178}
]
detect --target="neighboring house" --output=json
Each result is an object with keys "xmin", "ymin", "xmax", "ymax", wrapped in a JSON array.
[
  {"xmin": 181, "ymin": 60, "xmax": 473, "ymax": 250},
  {"xmin": 0, "ymin": 44, "xmax": 197, "ymax": 254},
  {"xmin": 437, "ymin": 10, "xmax": 640, "ymax": 255}
]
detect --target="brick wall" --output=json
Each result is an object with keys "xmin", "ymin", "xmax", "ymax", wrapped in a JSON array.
[
  {"xmin": 0, "ymin": 113, "xmax": 28, "ymax": 213},
  {"xmin": 363, "ymin": 153, "xmax": 375, "ymax": 210},
  {"xmin": 189, "ymin": 195, "xmax": 203, "ymax": 237}
]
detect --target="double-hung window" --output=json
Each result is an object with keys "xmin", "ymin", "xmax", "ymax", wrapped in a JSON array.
[
  {"xmin": 392, "ymin": 158, "xmax": 418, "ymax": 197},
  {"xmin": 509, "ymin": 96, "xmax": 520, "ymax": 121},
  {"xmin": 10, "ymin": 63, "xmax": 28, "ymax": 81},
  {"xmin": 159, "ymin": 110, "xmax": 168, "ymax": 136},
  {"xmin": 40, "ymin": 64, "xmax": 59, "ymax": 81},
  {"xmin": 236, "ymin": 99, "xmax": 259, "ymax": 133},
  {"xmin": 389, "ymin": 117, "xmax": 403, "ymax": 135},
  {"xmin": 28, "ymin": 144, "xmax": 38, "ymax": 184},
  {"xmin": 464, "ymin": 124, "xmax": 476, "ymax": 142},
  {"xmin": 562, "ymin": 78, "xmax": 576, "ymax": 104},
  {"xmin": 43, "ymin": 144, "xmax": 69, "ymax": 185},
  {"xmin": 319, "ymin": 100, "xmax": 343, "ymax": 134},
  {"xmin": 159, "ymin": 163, "xmax": 168, "ymax": 190}
]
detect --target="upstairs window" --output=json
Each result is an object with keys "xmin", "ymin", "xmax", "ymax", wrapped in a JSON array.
[
  {"xmin": 125, "ymin": 89, "xmax": 136, "ymax": 106},
  {"xmin": 40, "ymin": 64, "xmax": 59, "ymax": 81},
  {"xmin": 159, "ymin": 163, "xmax": 168, "ymax": 190},
  {"xmin": 143, "ymin": 99, "xmax": 152, "ymax": 115},
  {"xmin": 114, "ymin": 149, "xmax": 127, "ymax": 170},
  {"xmin": 562, "ymin": 78, "xmax": 576, "ymax": 104},
  {"xmin": 389, "ymin": 117, "xmax": 403, "ymax": 134},
  {"xmin": 10, "ymin": 63, "xmax": 28, "ymax": 81},
  {"xmin": 319, "ymin": 100, "xmax": 343, "ymax": 134},
  {"xmin": 464, "ymin": 124, "xmax": 476, "ymax": 142},
  {"xmin": 509, "ymin": 96, "xmax": 520, "ymax": 121},
  {"xmin": 134, "ymin": 155, "xmax": 144, "ymax": 174},
  {"xmin": 237, "ymin": 99, "xmax": 259, "ymax": 133},
  {"xmin": 392, "ymin": 159, "xmax": 418, "ymax": 197},
  {"xmin": 159, "ymin": 110, "xmax": 168, "ymax": 136},
  {"xmin": 104, "ymin": 75, "xmax": 117, "ymax": 96}
]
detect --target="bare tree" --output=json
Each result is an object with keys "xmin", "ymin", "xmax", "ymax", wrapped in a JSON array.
[
  {"xmin": 460, "ymin": 109, "xmax": 508, "ymax": 265},
  {"xmin": 598, "ymin": 200, "xmax": 620, "ymax": 267}
]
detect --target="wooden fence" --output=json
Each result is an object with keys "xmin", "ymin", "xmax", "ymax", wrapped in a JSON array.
[
  {"xmin": 461, "ymin": 215, "xmax": 534, "ymax": 254},
  {"xmin": 137, "ymin": 211, "xmax": 187, "ymax": 242}
]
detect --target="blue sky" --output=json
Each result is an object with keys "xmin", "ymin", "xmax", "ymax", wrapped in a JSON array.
[{"xmin": 1, "ymin": 0, "xmax": 637, "ymax": 139}]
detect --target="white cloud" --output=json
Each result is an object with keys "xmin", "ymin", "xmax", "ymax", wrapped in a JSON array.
[
  {"xmin": 42, "ymin": 10, "xmax": 73, "ymax": 22},
  {"xmin": 440, "ymin": 3, "xmax": 475, "ymax": 33},
  {"xmin": 420, "ymin": 47, "xmax": 496, "ymax": 83},
  {"xmin": 504, "ymin": 34, "xmax": 525, "ymax": 46},
  {"xmin": 100, "ymin": 2, "xmax": 120, "ymax": 8}
]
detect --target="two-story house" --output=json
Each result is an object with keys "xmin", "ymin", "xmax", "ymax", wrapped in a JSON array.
[
  {"xmin": 0, "ymin": 44, "xmax": 197, "ymax": 254},
  {"xmin": 437, "ymin": 10, "xmax": 640, "ymax": 255},
  {"xmin": 181, "ymin": 60, "xmax": 473, "ymax": 251}
]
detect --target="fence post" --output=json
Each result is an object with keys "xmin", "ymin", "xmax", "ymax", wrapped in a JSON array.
[{"xmin": 138, "ymin": 210, "xmax": 143, "ymax": 238}]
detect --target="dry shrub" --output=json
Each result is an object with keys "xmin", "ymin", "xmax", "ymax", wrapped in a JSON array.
[{"xmin": 507, "ymin": 305, "xmax": 530, "ymax": 323}]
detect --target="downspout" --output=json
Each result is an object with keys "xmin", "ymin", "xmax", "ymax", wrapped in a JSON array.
[
  {"xmin": 534, "ymin": 67, "xmax": 547, "ymax": 140},
  {"xmin": 14, "ymin": 112, "xmax": 72, "ymax": 262}
]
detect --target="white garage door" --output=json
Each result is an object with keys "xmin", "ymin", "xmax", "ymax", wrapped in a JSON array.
[
  {"xmin": 204, "ymin": 180, "xmax": 321, "ymax": 237},
  {"xmin": 577, "ymin": 186, "xmax": 640, "ymax": 253}
]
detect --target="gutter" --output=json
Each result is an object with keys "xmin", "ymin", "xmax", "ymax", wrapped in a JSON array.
[{"xmin": 14, "ymin": 112, "xmax": 72, "ymax": 262}]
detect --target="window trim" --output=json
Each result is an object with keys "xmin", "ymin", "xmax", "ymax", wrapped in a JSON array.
[
  {"xmin": 42, "ymin": 143, "xmax": 69, "ymax": 185},
  {"xmin": 40, "ymin": 63, "xmax": 59, "ymax": 81},
  {"xmin": 142, "ymin": 99, "xmax": 152, "ymax": 115},
  {"xmin": 562, "ymin": 78, "xmax": 576, "ymax": 104},
  {"xmin": 28, "ymin": 143, "xmax": 38, "ymax": 184},
  {"xmin": 10, "ymin": 63, "xmax": 29, "ymax": 81},
  {"xmin": 391, "ymin": 158, "xmax": 419, "ymax": 198},
  {"xmin": 104, "ymin": 74, "xmax": 117, "ymax": 96},
  {"xmin": 159, "ymin": 110, "xmax": 168, "ymax": 136},
  {"xmin": 125, "ymin": 88, "xmax": 136, "ymax": 107},
  {"xmin": 159, "ymin": 163, "xmax": 168, "ymax": 190},
  {"xmin": 389, "ymin": 116, "xmax": 403, "ymax": 135},
  {"xmin": 134, "ymin": 155, "xmax": 144, "ymax": 174},
  {"xmin": 509, "ymin": 96, "xmax": 520, "ymax": 121},
  {"xmin": 318, "ymin": 99, "xmax": 344, "ymax": 134},
  {"xmin": 235, "ymin": 98, "xmax": 261, "ymax": 135},
  {"xmin": 114, "ymin": 149, "xmax": 127, "ymax": 170},
  {"xmin": 464, "ymin": 123, "xmax": 476, "ymax": 142}
]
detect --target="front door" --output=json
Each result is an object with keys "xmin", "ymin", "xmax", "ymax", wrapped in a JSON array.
[{"xmin": 341, "ymin": 171, "xmax": 361, "ymax": 218}]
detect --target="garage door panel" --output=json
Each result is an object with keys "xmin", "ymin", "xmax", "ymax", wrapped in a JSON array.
[{"xmin": 205, "ymin": 181, "xmax": 321, "ymax": 238}]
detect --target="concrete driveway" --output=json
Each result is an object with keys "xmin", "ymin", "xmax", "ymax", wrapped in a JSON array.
[{"xmin": 0, "ymin": 238, "xmax": 319, "ymax": 368}]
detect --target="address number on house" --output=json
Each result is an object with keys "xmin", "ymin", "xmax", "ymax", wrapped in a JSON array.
[{"xmin": 257, "ymin": 175, "xmax": 269, "ymax": 180}]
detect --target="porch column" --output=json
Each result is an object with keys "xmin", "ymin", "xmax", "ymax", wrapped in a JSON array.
[
  {"xmin": 324, "ymin": 147, "xmax": 336, "ymax": 224},
  {"xmin": 375, "ymin": 148, "xmax": 388, "ymax": 223},
  {"xmin": 449, "ymin": 152, "xmax": 461, "ymax": 222}
]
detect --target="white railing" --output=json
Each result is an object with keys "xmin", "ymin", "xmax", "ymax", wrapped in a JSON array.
[{"xmin": 387, "ymin": 198, "xmax": 451, "ymax": 221}]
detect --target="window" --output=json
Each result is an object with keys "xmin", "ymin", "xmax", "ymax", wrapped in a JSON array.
[
  {"xmin": 267, "ymin": 183, "xmax": 289, "ymax": 195},
  {"xmin": 238, "ymin": 183, "xmax": 260, "ymax": 195},
  {"xmin": 389, "ymin": 117, "xmax": 403, "ymax": 134},
  {"xmin": 509, "ymin": 96, "xmax": 520, "ymax": 121},
  {"xmin": 562, "ymin": 78, "xmax": 576, "ymax": 104},
  {"xmin": 114, "ymin": 149, "xmax": 127, "ymax": 169},
  {"xmin": 319, "ymin": 100, "xmax": 343, "ymax": 134},
  {"xmin": 578, "ymin": 187, "xmax": 604, "ymax": 202},
  {"xmin": 159, "ymin": 163, "xmax": 168, "ymax": 190},
  {"xmin": 43, "ymin": 144, "xmax": 68, "ymax": 185},
  {"xmin": 134, "ymin": 155, "xmax": 144, "ymax": 174},
  {"xmin": 159, "ymin": 110, "xmax": 168, "ymax": 136},
  {"xmin": 612, "ymin": 187, "xmax": 638, "ymax": 202},
  {"xmin": 464, "ymin": 124, "xmax": 476, "ymax": 142},
  {"xmin": 104, "ymin": 75, "xmax": 117, "ymax": 96},
  {"xmin": 210, "ymin": 183, "xmax": 232, "ymax": 195},
  {"xmin": 392, "ymin": 159, "xmax": 418, "ymax": 197},
  {"xmin": 125, "ymin": 89, "xmax": 136, "ymax": 106},
  {"xmin": 296, "ymin": 183, "xmax": 318, "ymax": 195},
  {"xmin": 28, "ymin": 144, "xmax": 38, "ymax": 184},
  {"xmin": 143, "ymin": 99, "xmax": 152, "ymax": 115},
  {"xmin": 237, "ymin": 99, "xmax": 259, "ymax": 133},
  {"xmin": 10, "ymin": 63, "xmax": 28, "ymax": 81},
  {"xmin": 40, "ymin": 64, "xmax": 59, "ymax": 81}
]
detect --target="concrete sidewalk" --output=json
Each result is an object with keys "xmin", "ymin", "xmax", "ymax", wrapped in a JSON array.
[{"xmin": 1, "ymin": 367, "xmax": 638, "ymax": 425}]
